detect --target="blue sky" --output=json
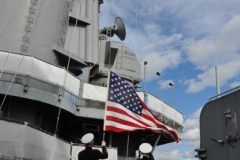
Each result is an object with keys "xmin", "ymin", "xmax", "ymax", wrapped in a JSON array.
[{"xmin": 100, "ymin": 1, "xmax": 240, "ymax": 159}]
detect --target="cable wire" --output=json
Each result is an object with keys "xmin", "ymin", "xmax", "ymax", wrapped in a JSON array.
[
  {"xmin": 134, "ymin": 0, "xmax": 139, "ymax": 53},
  {"xmin": 54, "ymin": 0, "xmax": 82, "ymax": 135},
  {"xmin": 0, "ymin": 0, "xmax": 31, "ymax": 109}
]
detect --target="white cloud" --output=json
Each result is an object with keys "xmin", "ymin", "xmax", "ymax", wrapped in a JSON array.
[
  {"xmin": 154, "ymin": 107, "xmax": 201, "ymax": 159},
  {"xmin": 184, "ymin": 57, "xmax": 240, "ymax": 93},
  {"xmin": 230, "ymin": 81, "xmax": 240, "ymax": 88},
  {"xmin": 140, "ymin": 50, "xmax": 182, "ymax": 81},
  {"xmin": 182, "ymin": 14, "xmax": 240, "ymax": 93},
  {"xmin": 158, "ymin": 79, "xmax": 174, "ymax": 90},
  {"xmin": 183, "ymin": 128, "xmax": 200, "ymax": 146},
  {"xmin": 184, "ymin": 15, "xmax": 240, "ymax": 71},
  {"xmin": 182, "ymin": 151, "xmax": 196, "ymax": 160},
  {"xmin": 154, "ymin": 149, "xmax": 196, "ymax": 160},
  {"xmin": 156, "ymin": 150, "xmax": 182, "ymax": 160},
  {"xmin": 182, "ymin": 108, "xmax": 201, "ymax": 148},
  {"xmin": 184, "ymin": 119, "xmax": 199, "ymax": 131},
  {"xmin": 188, "ymin": 107, "xmax": 202, "ymax": 119}
]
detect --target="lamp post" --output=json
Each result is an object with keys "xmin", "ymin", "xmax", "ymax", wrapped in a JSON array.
[
  {"xmin": 144, "ymin": 61, "xmax": 147, "ymax": 104},
  {"xmin": 169, "ymin": 82, "xmax": 174, "ymax": 108},
  {"xmin": 156, "ymin": 72, "xmax": 160, "ymax": 98}
]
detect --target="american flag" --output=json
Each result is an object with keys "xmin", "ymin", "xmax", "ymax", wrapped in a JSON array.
[{"xmin": 103, "ymin": 71, "xmax": 179, "ymax": 143}]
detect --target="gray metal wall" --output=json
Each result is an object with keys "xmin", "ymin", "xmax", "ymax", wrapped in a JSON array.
[
  {"xmin": 64, "ymin": 0, "xmax": 99, "ymax": 64},
  {"xmin": 89, "ymin": 40, "xmax": 141, "ymax": 86},
  {"xmin": 0, "ymin": 0, "xmax": 99, "ymax": 68},
  {"xmin": 197, "ymin": 90, "xmax": 240, "ymax": 159}
]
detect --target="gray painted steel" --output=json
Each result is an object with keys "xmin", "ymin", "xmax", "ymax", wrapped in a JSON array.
[
  {"xmin": 0, "ymin": 0, "xmax": 100, "ymax": 76},
  {"xmin": 196, "ymin": 89, "xmax": 240, "ymax": 159}
]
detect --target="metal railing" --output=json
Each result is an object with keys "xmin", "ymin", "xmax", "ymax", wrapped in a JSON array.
[
  {"xmin": 0, "ymin": 71, "xmax": 183, "ymax": 133},
  {"xmin": 0, "ymin": 71, "xmax": 78, "ymax": 105},
  {"xmin": 209, "ymin": 85, "xmax": 240, "ymax": 101},
  {"xmin": 156, "ymin": 113, "xmax": 183, "ymax": 133}
]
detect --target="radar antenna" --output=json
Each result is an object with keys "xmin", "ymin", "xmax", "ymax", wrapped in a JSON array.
[{"xmin": 100, "ymin": 17, "xmax": 126, "ymax": 41}]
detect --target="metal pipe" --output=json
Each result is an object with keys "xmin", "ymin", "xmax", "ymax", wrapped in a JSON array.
[
  {"xmin": 215, "ymin": 66, "xmax": 220, "ymax": 97},
  {"xmin": 126, "ymin": 132, "xmax": 130, "ymax": 160},
  {"xmin": 169, "ymin": 82, "xmax": 174, "ymax": 108},
  {"xmin": 109, "ymin": 132, "xmax": 112, "ymax": 147},
  {"xmin": 144, "ymin": 61, "xmax": 147, "ymax": 104},
  {"xmin": 152, "ymin": 135, "xmax": 161, "ymax": 153},
  {"xmin": 156, "ymin": 72, "xmax": 160, "ymax": 98}
]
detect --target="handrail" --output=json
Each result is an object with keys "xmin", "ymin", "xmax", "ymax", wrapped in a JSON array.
[
  {"xmin": 0, "ymin": 71, "xmax": 183, "ymax": 132},
  {"xmin": 209, "ymin": 85, "xmax": 240, "ymax": 101}
]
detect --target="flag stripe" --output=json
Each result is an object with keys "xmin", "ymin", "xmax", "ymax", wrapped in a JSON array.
[
  {"xmin": 105, "ymin": 126, "xmax": 134, "ymax": 132},
  {"xmin": 105, "ymin": 121, "xmax": 144, "ymax": 131},
  {"xmin": 105, "ymin": 102, "xmax": 175, "ymax": 134},
  {"xmin": 106, "ymin": 116, "xmax": 149, "ymax": 129},
  {"xmin": 106, "ymin": 102, "xmax": 157, "ymax": 127},
  {"xmin": 105, "ymin": 120, "xmax": 168, "ymax": 133},
  {"xmin": 106, "ymin": 105, "xmax": 152, "ymax": 127},
  {"xmin": 106, "ymin": 110, "xmax": 150, "ymax": 128}
]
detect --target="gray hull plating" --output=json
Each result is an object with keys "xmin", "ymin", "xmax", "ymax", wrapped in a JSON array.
[{"xmin": 196, "ymin": 88, "xmax": 240, "ymax": 159}]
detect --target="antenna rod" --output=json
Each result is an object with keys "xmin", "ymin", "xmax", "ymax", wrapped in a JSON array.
[
  {"xmin": 143, "ymin": 61, "xmax": 147, "ymax": 104},
  {"xmin": 215, "ymin": 66, "xmax": 220, "ymax": 97}
]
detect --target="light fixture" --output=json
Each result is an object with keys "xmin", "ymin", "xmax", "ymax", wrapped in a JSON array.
[
  {"xmin": 23, "ymin": 85, "xmax": 28, "ymax": 92},
  {"xmin": 58, "ymin": 95, "xmax": 62, "ymax": 101},
  {"xmin": 77, "ymin": 105, "xmax": 80, "ymax": 111}
]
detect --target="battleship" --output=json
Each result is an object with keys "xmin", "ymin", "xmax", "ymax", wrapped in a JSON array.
[{"xmin": 0, "ymin": 0, "xmax": 183, "ymax": 159}]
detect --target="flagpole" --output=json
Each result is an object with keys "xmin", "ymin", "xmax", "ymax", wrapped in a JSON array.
[
  {"xmin": 104, "ymin": 42, "xmax": 111, "ymax": 142},
  {"xmin": 109, "ymin": 132, "xmax": 112, "ymax": 147},
  {"xmin": 126, "ymin": 132, "xmax": 130, "ymax": 160},
  {"xmin": 152, "ymin": 134, "xmax": 161, "ymax": 153},
  {"xmin": 103, "ymin": 131, "xmax": 105, "ymax": 141},
  {"xmin": 103, "ymin": 71, "xmax": 111, "ymax": 141}
]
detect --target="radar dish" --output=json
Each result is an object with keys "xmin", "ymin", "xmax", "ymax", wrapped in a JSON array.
[{"xmin": 114, "ymin": 17, "xmax": 126, "ymax": 41}]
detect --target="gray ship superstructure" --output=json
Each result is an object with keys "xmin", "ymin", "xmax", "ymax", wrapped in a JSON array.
[
  {"xmin": 0, "ymin": 0, "xmax": 183, "ymax": 159},
  {"xmin": 195, "ymin": 87, "xmax": 240, "ymax": 160}
]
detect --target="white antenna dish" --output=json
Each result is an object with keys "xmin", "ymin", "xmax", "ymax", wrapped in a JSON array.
[
  {"xmin": 114, "ymin": 17, "xmax": 126, "ymax": 41},
  {"xmin": 100, "ymin": 17, "xmax": 126, "ymax": 41}
]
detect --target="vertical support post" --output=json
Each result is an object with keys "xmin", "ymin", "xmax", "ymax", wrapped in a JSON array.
[
  {"xmin": 143, "ymin": 61, "xmax": 147, "ymax": 104},
  {"xmin": 103, "ymin": 131, "xmax": 105, "ymax": 141},
  {"xmin": 156, "ymin": 72, "xmax": 160, "ymax": 98},
  {"xmin": 171, "ymin": 87, "xmax": 173, "ymax": 107},
  {"xmin": 215, "ymin": 66, "xmax": 220, "ymax": 97},
  {"xmin": 126, "ymin": 132, "xmax": 130, "ymax": 160},
  {"xmin": 169, "ymin": 82, "xmax": 174, "ymax": 108},
  {"xmin": 109, "ymin": 132, "xmax": 112, "ymax": 147},
  {"xmin": 158, "ymin": 76, "xmax": 160, "ymax": 98},
  {"xmin": 152, "ymin": 135, "xmax": 161, "ymax": 153}
]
